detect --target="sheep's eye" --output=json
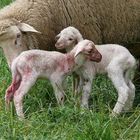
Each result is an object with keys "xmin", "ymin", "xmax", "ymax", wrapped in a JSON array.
[{"xmin": 69, "ymin": 38, "xmax": 73, "ymax": 41}]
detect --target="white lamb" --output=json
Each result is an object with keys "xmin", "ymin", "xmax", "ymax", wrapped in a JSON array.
[
  {"xmin": 55, "ymin": 26, "xmax": 136, "ymax": 115},
  {"xmin": 5, "ymin": 39, "xmax": 102, "ymax": 118}
]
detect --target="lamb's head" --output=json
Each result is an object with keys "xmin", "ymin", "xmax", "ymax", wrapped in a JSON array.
[
  {"xmin": 74, "ymin": 40, "xmax": 102, "ymax": 65},
  {"xmin": 0, "ymin": 19, "xmax": 40, "ymax": 51},
  {"xmin": 55, "ymin": 26, "xmax": 83, "ymax": 52}
]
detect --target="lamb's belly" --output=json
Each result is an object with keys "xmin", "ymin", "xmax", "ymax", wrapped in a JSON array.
[
  {"xmin": 38, "ymin": 70, "xmax": 53, "ymax": 79},
  {"xmin": 95, "ymin": 64, "xmax": 107, "ymax": 74}
]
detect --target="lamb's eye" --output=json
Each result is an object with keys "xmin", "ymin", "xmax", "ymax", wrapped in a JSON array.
[
  {"xmin": 69, "ymin": 38, "xmax": 73, "ymax": 41},
  {"xmin": 88, "ymin": 50, "xmax": 92, "ymax": 53},
  {"xmin": 55, "ymin": 35, "xmax": 60, "ymax": 41}
]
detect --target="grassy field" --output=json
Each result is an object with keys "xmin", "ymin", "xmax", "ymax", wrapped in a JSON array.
[{"xmin": 0, "ymin": 0, "xmax": 140, "ymax": 139}]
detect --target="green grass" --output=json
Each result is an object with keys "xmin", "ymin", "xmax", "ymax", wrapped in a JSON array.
[
  {"xmin": 0, "ymin": 50, "xmax": 140, "ymax": 140},
  {"xmin": 0, "ymin": 0, "xmax": 13, "ymax": 8},
  {"xmin": 0, "ymin": 1, "xmax": 140, "ymax": 140}
]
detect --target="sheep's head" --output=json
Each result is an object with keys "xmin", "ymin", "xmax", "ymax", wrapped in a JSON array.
[
  {"xmin": 74, "ymin": 40, "xmax": 102, "ymax": 63},
  {"xmin": 55, "ymin": 26, "xmax": 83, "ymax": 52},
  {"xmin": 0, "ymin": 19, "xmax": 40, "ymax": 50}
]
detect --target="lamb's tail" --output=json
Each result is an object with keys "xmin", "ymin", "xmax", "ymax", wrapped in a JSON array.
[
  {"xmin": 124, "ymin": 56, "xmax": 137, "ymax": 86},
  {"xmin": 5, "ymin": 60, "xmax": 21, "ymax": 106}
]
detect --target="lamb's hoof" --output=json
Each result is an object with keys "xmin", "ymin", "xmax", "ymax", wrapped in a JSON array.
[{"xmin": 110, "ymin": 111, "xmax": 120, "ymax": 118}]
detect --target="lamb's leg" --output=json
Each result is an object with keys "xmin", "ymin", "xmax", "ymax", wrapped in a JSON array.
[
  {"xmin": 50, "ymin": 76, "xmax": 65, "ymax": 105},
  {"xmin": 124, "ymin": 73, "xmax": 135, "ymax": 111},
  {"xmin": 81, "ymin": 78, "xmax": 92, "ymax": 108},
  {"xmin": 5, "ymin": 75, "xmax": 21, "ymax": 108},
  {"xmin": 14, "ymin": 75, "xmax": 37, "ymax": 119},
  {"xmin": 72, "ymin": 72, "xmax": 80, "ymax": 95},
  {"xmin": 124, "ymin": 68, "xmax": 135, "ymax": 110},
  {"xmin": 125, "ymin": 80, "xmax": 135, "ymax": 111},
  {"xmin": 108, "ymin": 70, "xmax": 130, "ymax": 115}
]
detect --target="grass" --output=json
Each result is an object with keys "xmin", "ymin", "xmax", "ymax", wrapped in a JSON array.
[{"xmin": 0, "ymin": 1, "xmax": 140, "ymax": 140}]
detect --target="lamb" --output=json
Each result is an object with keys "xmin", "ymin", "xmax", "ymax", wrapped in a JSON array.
[
  {"xmin": 55, "ymin": 26, "xmax": 136, "ymax": 115},
  {"xmin": 5, "ymin": 39, "xmax": 102, "ymax": 118}
]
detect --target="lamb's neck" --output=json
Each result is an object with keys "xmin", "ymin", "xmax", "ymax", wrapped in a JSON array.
[
  {"xmin": 66, "ymin": 45, "xmax": 75, "ymax": 52},
  {"xmin": 65, "ymin": 52, "xmax": 75, "ymax": 69},
  {"xmin": 66, "ymin": 49, "xmax": 83, "ymax": 71}
]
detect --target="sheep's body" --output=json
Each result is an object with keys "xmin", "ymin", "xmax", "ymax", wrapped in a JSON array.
[
  {"xmin": 55, "ymin": 27, "xmax": 136, "ymax": 115},
  {"xmin": 5, "ymin": 39, "xmax": 102, "ymax": 118},
  {"xmin": 0, "ymin": 0, "xmax": 139, "ymax": 66}
]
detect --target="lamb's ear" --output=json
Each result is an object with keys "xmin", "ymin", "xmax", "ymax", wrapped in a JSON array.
[
  {"xmin": 55, "ymin": 34, "xmax": 60, "ymax": 41},
  {"xmin": 18, "ymin": 23, "xmax": 41, "ymax": 33},
  {"xmin": 74, "ymin": 47, "xmax": 83, "ymax": 57}
]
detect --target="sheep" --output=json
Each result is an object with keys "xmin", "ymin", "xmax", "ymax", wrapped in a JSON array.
[
  {"xmin": 55, "ymin": 26, "xmax": 136, "ymax": 115},
  {"xmin": 5, "ymin": 39, "xmax": 102, "ymax": 118},
  {"xmin": 0, "ymin": 0, "xmax": 139, "ymax": 67}
]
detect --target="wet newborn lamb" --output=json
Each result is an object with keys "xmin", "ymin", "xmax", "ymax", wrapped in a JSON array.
[
  {"xmin": 55, "ymin": 26, "xmax": 136, "ymax": 115},
  {"xmin": 5, "ymin": 39, "xmax": 102, "ymax": 118}
]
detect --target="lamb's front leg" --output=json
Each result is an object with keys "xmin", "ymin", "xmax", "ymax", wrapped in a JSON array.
[
  {"xmin": 81, "ymin": 77, "xmax": 92, "ymax": 108},
  {"xmin": 50, "ymin": 75, "xmax": 65, "ymax": 105},
  {"xmin": 73, "ymin": 73, "xmax": 84, "ymax": 95}
]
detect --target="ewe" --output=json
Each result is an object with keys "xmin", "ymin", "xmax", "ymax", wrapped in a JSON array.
[{"xmin": 55, "ymin": 26, "xmax": 136, "ymax": 115}]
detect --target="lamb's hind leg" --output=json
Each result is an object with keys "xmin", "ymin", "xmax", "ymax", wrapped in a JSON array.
[
  {"xmin": 108, "ymin": 68, "xmax": 130, "ymax": 115},
  {"xmin": 124, "ymin": 70, "xmax": 135, "ymax": 111},
  {"xmin": 5, "ymin": 75, "xmax": 21, "ymax": 108},
  {"xmin": 14, "ymin": 74, "xmax": 37, "ymax": 119}
]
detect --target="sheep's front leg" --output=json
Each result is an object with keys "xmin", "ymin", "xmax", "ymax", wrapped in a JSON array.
[
  {"xmin": 14, "ymin": 75, "xmax": 37, "ymax": 119},
  {"xmin": 50, "ymin": 75, "xmax": 65, "ymax": 105}
]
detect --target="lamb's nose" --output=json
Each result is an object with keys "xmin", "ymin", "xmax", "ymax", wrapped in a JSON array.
[
  {"xmin": 55, "ymin": 42, "xmax": 64, "ymax": 49},
  {"xmin": 55, "ymin": 42, "xmax": 59, "ymax": 47}
]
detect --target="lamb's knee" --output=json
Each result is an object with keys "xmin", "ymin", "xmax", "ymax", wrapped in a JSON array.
[
  {"xmin": 57, "ymin": 93, "xmax": 64, "ymax": 105},
  {"xmin": 81, "ymin": 79, "xmax": 92, "ymax": 108},
  {"xmin": 118, "ymin": 87, "xmax": 129, "ymax": 100}
]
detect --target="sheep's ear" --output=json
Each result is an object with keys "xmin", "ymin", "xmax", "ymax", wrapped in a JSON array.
[
  {"xmin": 74, "ymin": 47, "xmax": 83, "ymax": 57},
  {"xmin": 0, "ymin": 31, "xmax": 7, "ymax": 36},
  {"xmin": 18, "ymin": 23, "xmax": 41, "ymax": 33}
]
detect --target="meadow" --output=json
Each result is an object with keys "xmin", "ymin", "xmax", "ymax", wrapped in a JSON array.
[{"xmin": 0, "ymin": 0, "xmax": 140, "ymax": 139}]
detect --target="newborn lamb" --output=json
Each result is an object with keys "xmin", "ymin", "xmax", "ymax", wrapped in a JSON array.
[
  {"xmin": 55, "ymin": 26, "xmax": 136, "ymax": 115},
  {"xmin": 5, "ymin": 39, "xmax": 102, "ymax": 118}
]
